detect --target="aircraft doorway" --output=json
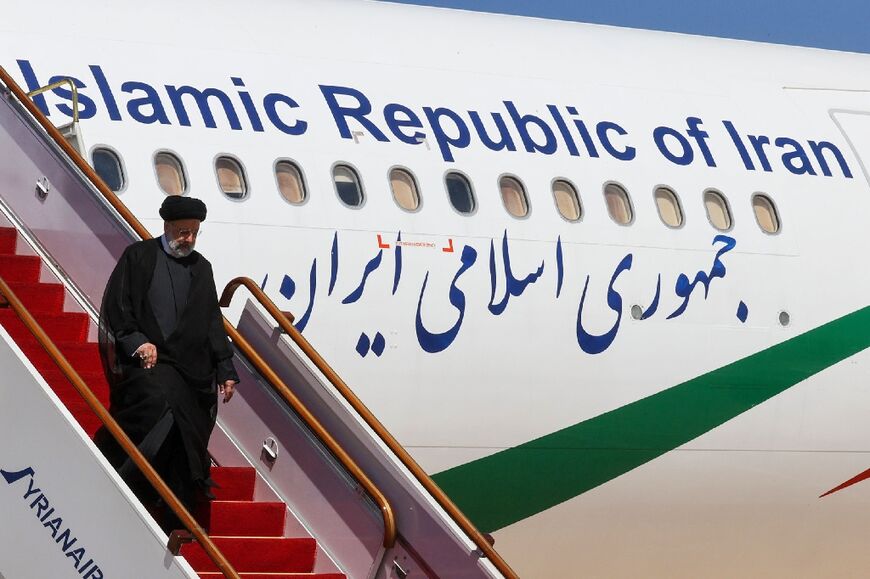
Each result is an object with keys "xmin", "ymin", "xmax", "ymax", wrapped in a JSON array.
[{"xmin": 832, "ymin": 110, "xmax": 870, "ymax": 185}]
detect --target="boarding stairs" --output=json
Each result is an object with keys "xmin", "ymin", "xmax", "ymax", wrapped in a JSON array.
[
  {"xmin": 0, "ymin": 68, "xmax": 517, "ymax": 579},
  {"xmin": 0, "ymin": 225, "xmax": 337, "ymax": 577}
]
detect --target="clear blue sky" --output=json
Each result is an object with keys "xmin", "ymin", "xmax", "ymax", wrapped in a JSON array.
[{"xmin": 382, "ymin": 1, "xmax": 870, "ymax": 54}]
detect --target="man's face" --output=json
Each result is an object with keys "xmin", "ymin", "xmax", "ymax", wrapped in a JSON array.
[{"xmin": 164, "ymin": 218, "xmax": 200, "ymax": 258}]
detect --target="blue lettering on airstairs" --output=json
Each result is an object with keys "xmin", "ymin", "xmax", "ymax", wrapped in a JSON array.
[{"xmin": 1, "ymin": 466, "xmax": 105, "ymax": 578}]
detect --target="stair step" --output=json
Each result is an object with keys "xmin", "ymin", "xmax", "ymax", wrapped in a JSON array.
[
  {"xmin": 181, "ymin": 537, "xmax": 317, "ymax": 573},
  {"xmin": 36, "ymin": 370, "xmax": 108, "ymax": 437},
  {"xmin": 211, "ymin": 467, "xmax": 256, "ymax": 501},
  {"xmin": 198, "ymin": 574, "xmax": 345, "ymax": 579},
  {"xmin": 0, "ymin": 309, "xmax": 90, "ymax": 342},
  {"xmin": 0, "ymin": 228, "xmax": 17, "ymax": 254},
  {"xmin": 0, "ymin": 254, "xmax": 41, "ymax": 282},
  {"xmin": 22, "ymin": 340, "xmax": 103, "ymax": 374},
  {"xmin": 6, "ymin": 281, "xmax": 64, "ymax": 313},
  {"xmin": 207, "ymin": 501, "xmax": 286, "ymax": 537}
]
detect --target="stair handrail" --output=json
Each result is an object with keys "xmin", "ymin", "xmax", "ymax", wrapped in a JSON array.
[
  {"xmin": 0, "ymin": 65, "xmax": 398, "ymax": 550},
  {"xmin": 0, "ymin": 67, "xmax": 143, "ymax": 240},
  {"xmin": 0, "ymin": 277, "xmax": 241, "ymax": 579},
  {"xmin": 26, "ymin": 79, "xmax": 81, "ymax": 124},
  {"xmin": 220, "ymin": 277, "xmax": 520, "ymax": 579},
  {"xmin": 221, "ymin": 305, "xmax": 398, "ymax": 548}
]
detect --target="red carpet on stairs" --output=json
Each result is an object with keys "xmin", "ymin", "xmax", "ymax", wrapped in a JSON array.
[{"xmin": 0, "ymin": 227, "xmax": 345, "ymax": 578}]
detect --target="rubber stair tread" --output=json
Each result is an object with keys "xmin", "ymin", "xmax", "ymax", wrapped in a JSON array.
[{"xmin": 180, "ymin": 536, "xmax": 317, "ymax": 573}]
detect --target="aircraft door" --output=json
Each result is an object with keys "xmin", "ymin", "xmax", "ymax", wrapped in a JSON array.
[{"xmin": 832, "ymin": 110, "xmax": 870, "ymax": 185}]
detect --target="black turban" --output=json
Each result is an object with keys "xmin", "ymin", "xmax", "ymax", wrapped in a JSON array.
[{"xmin": 159, "ymin": 196, "xmax": 207, "ymax": 222}]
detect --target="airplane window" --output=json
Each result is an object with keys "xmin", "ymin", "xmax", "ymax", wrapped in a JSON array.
[
  {"xmin": 390, "ymin": 168, "xmax": 420, "ymax": 211},
  {"xmin": 216, "ymin": 156, "xmax": 248, "ymax": 200},
  {"xmin": 553, "ymin": 179, "xmax": 582, "ymax": 221},
  {"xmin": 92, "ymin": 147, "xmax": 125, "ymax": 193},
  {"xmin": 752, "ymin": 193, "xmax": 780, "ymax": 234},
  {"xmin": 445, "ymin": 172, "xmax": 475, "ymax": 214},
  {"xmin": 275, "ymin": 160, "xmax": 306, "ymax": 204},
  {"xmin": 604, "ymin": 183, "xmax": 633, "ymax": 225},
  {"xmin": 154, "ymin": 151, "xmax": 187, "ymax": 196},
  {"xmin": 704, "ymin": 189, "xmax": 732, "ymax": 231},
  {"xmin": 655, "ymin": 186, "xmax": 683, "ymax": 228},
  {"xmin": 333, "ymin": 164, "xmax": 364, "ymax": 207},
  {"xmin": 499, "ymin": 176, "xmax": 529, "ymax": 218}
]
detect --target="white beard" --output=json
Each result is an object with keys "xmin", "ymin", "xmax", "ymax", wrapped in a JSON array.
[{"xmin": 168, "ymin": 239, "xmax": 194, "ymax": 258}]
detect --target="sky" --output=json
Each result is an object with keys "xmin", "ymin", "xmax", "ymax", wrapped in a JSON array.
[{"xmin": 383, "ymin": 1, "xmax": 870, "ymax": 54}]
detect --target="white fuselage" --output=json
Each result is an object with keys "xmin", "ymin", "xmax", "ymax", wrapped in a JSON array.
[{"xmin": 3, "ymin": 1, "xmax": 870, "ymax": 576}]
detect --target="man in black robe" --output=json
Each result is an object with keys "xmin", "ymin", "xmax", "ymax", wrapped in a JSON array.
[{"xmin": 95, "ymin": 196, "xmax": 238, "ymax": 525}]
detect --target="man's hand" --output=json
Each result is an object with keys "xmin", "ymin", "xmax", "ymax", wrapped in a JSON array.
[
  {"xmin": 134, "ymin": 342, "xmax": 158, "ymax": 369},
  {"xmin": 219, "ymin": 380, "xmax": 237, "ymax": 404}
]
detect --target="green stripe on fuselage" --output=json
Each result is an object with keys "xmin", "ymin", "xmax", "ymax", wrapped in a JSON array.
[{"xmin": 432, "ymin": 306, "xmax": 870, "ymax": 532}]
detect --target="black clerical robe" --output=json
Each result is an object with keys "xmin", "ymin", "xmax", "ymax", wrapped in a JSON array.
[{"xmin": 95, "ymin": 237, "xmax": 237, "ymax": 509}]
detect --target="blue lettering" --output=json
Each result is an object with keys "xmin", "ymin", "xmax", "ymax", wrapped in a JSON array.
[
  {"xmin": 88, "ymin": 65, "xmax": 121, "ymax": 121},
  {"xmin": 809, "ymin": 140, "xmax": 853, "ymax": 178},
  {"xmin": 567, "ymin": 106, "xmax": 599, "ymax": 157},
  {"xmin": 654, "ymin": 125, "xmax": 693, "ymax": 165},
  {"xmin": 504, "ymin": 100, "xmax": 557, "ymax": 155},
  {"xmin": 165, "ymin": 84, "xmax": 242, "ymax": 130},
  {"xmin": 469, "ymin": 110, "xmax": 516, "ymax": 152},
  {"xmin": 263, "ymin": 93, "xmax": 307, "ymax": 135},
  {"xmin": 319, "ymin": 85, "xmax": 388, "ymax": 141},
  {"xmin": 597, "ymin": 121, "xmax": 635, "ymax": 161},
  {"xmin": 416, "ymin": 245, "xmax": 477, "ymax": 353},
  {"xmin": 384, "ymin": 103, "xmax": 425, "ymax": 144},
  {"xmin": 722, "ymin": 120, "xmax": 755, "ymax": 170},
  {"xmin": 686, "ymin": 117, "xmax": 716, "ymax": 167},
  {"xmin": 576, "ymin": 254, "xmax": 633, "ymax": 355},
  {"xmin": 16, "ymin": 60, "xmax": 48, "ymax": 115},
  {"xmin": 122, "ymin": 81, "xmax": 171, "ymax": 125},
  {"xmin": 748, "ymin": 134, "xmax": 773, "ymax": 172},
  {"xmin": 776, "ymin": 137, "xmax": 817, "ymax": 175},
  {"xmin": 48, "ymin": 75, "xmax": 96, "ymax": 120},
  {"xmin": 548, "ymin": 105, "xmax": 579, "ymax": 157},
  {"xmin": 423, "ymin": 106, "xmax": 470, "ymax": 162},
  {"xmin": 43, "ymin": 516, "xmax": 62, "ymax": 538},
  {"xmin": 231, "ymin": 77, "xmax": 264, "ymax": 132}
]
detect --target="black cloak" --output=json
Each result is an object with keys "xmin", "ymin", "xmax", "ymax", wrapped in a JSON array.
[{"xmin": 95, "ymin": 238, "xmax": 237, "ymax": 508}]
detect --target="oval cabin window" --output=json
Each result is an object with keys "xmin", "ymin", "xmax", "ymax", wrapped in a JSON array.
[
  {"xmin": 333, "ymin": 164, "xmax": 364, "ymax": 207},
  {"xmin": 445, "ymin": 172, "xmax": 475, "ymax": 214},
  {"xmin": 154, "ymin": 152, "xmax": 187, "ymax": 195},
  {"xmin": 216, "ymin": 156, "xmax": 248, "ymax": 200},
  {"xmin": 499, "ymin": 176, "xmax": 529, "ymax": 218},
  {"xmin": 390, "ymin": 168, "xmax": 420, "ymax": 211},
  {"xmin": 276, "ymin": 160, "xmax": 306, "ymax": 204},
  {"xmin": 704, "ymin": 190, "xmax": 732, "ymax": 231},
  {"xmin": 752, "ymin": 194, "xmax": 780, "ymax": 234},
  {"xmin": 92, "ymin": 147, "xmax": 125, "ymax": 193},
  {"xmin": 553, "ymin": 179, "xmax": 581, "ymax": 222},
  {"xmin": 604, "ymin": 183, "xmax": 633, "ymax": 225},
  {"xmin": 655, "ymin": 187, "xmax": 683, "ymax": 228}
]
